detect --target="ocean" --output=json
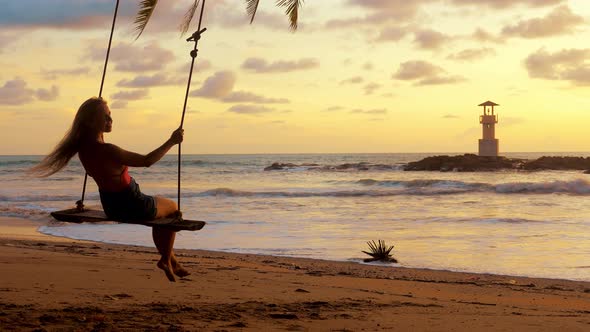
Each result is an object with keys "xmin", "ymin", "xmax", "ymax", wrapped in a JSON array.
[{"xmin": 1, "ymin": 153, "xmax": 589, "ymax": 281}]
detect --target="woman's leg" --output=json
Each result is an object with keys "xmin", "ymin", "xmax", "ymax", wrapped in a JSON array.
[
  {"xmin": 154, "ymin": 196, "xmax": 178, "ymax": 219},
  {"xmin": 153, "ymin": 226, "xmax": 176, "ymax": 282},
  {"xmin": 152, "ymin": 196, "xmax": 189, "ymax": 281}
]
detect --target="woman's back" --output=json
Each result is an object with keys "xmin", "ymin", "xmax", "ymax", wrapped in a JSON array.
[{"xmin": 79, "ymin": 142, "xmax": 130, "ymax": 192}]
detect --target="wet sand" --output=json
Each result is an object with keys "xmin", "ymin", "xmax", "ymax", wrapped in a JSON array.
[{"xmin": 1, "ymin": 217, "xmax": 589, "ymax": 331}]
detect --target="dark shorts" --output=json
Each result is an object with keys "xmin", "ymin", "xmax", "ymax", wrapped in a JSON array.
[{"xmin": 99, "ymin": 178, "xmax": 157, "ymax": 221}]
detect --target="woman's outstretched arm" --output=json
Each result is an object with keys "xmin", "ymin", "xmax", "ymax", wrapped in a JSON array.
[{"xmin": 109, "ymin": 127, "xmax": 184, "ymax": 167}]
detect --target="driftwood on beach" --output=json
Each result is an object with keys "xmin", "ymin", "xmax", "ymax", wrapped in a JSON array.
[{"xmin": 404, "ymin": 154, "xmax": 590, "ymax": 172}]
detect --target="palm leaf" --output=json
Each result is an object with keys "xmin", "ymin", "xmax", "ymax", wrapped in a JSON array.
[
  {"xmin": 276, "ymin": 0, "xmax": 302, "ymax": 30},
  {"xmin": 246, "ymin": 0, "xmax": 260, "ymax": 24},
  {"xmin": 179, "ymin": 0, "xmax": 201, "ymax": 35},
  {"xmin": 133, "ymin": 0, "xmax": 304, "ymax": 40},
  {"xmin": 134, "ymin": 0, "xmax": 159, "ymax": 40},
  {"xmin": 362, "ymin": 240, "xmax": 397, "ymax": 262}
]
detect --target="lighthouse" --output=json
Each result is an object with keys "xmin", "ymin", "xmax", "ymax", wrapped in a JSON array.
[{"xmin": 478, "ymin": 101, "xmax": 499, "ymax": 157}]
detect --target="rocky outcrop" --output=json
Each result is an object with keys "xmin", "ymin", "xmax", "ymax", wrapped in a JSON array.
[
  {"xmin": 264, "ymin": 155, "xmax": 590, "ymax": 172},
  {"xmin": 520, "ymin": 156, "xmax": 590, "ymax": 170},
  {"xmin": 404, "ymin": 154, "xmax": 590, "ymax": 172},
  {"xmin": 403, "ymin": 154, "xmax": 524, "ymax": 172},
  {"xmin": 264, "ymin": 162, "xmax": 298, "ymax": 171}
]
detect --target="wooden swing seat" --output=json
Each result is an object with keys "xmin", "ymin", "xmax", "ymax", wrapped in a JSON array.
[{"xmin": 51, "ymin": 208, "xmax": 205, "ymax": 231}]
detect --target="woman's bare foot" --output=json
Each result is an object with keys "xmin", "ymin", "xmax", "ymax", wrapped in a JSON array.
[
  {"xmin": 171, "ymin": 257, "xmax": 190, "ymax": 278},
  {"xmin": 173, "ymin": 264, "xmax": 190, "ymax": 278},
  {"xmin": 157, "ymin": 260, "xmax": 176, "ymax": 282}
]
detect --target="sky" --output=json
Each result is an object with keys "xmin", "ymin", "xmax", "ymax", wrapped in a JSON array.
[{"xmin": 2, "ymin": 0, "xmax": 590, "ymax": 154}]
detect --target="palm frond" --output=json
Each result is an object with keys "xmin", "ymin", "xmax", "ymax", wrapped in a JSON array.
[
  {"xmin": 134, "ymin": 0, "xmax": 159, "ymax": 40},
  {"xmin": 276, "ymin": 0, "xmax": 302, "ymax": 30},
  {"xmin": 246, "ymin": 0, "xmax": 260, "ymax": 24},
  {"xmin": 362, "ymin": 240, "xmax": 397, "ymax": 263},
  {"xmin": 179, "ymin": 0, "xmax": 200, "ymax": 35}
]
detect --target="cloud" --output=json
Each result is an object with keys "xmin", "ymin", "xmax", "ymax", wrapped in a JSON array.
[
  {"xmin": 117, "ymin": 74, "xmax": 184, "ymax": 88},
  {"xmin": 323, "ymin": 106, "xmax": 344, "ymax": 112},
  {"xmin": 0, "ymin": 78, "xmax": 59, "ymax": 105},
  {"xmin": 392, "ymin": 60, "xmax": 466, "ymax": 86},
  {"xmin": 177, "ymin": 59, "xmax": 212, "ymax": 74},
  {"xmin": 41, "ymin": 67, "xmax": 90, "ymax": 80},
  {"xmin": 109, "ymin": 100, "xmax": 128, "ymax": 109},
  {"xmin": 501, "ymin": 6, "xmax": 584, "ymax": 39},
  {"xmin": 188, "ymin": 71, "xmax": 290, "ymax": 104},
  {"xmin": 560, "ymin": 68, "xmax": 590, "ymax": 86},
  {"xmin": 363, "ymin": 62, "xmax": 374, "ymax": 71},
  {"xmin": 325, "ymin": 16, "xmax": 370, "ymax": 29},
  {"xmin": 190, "ymin": 71, "xmax": 236, "ymax": 98},
  {"xmin": 350, "ymin": 108, "xmax": 388, "ymax": 115},
  {"xmin": 443, "ymin": 114, "xmax": 460, "ymax": 119},
  {"xmin": 241, "ymin": 58, "xmax": 319, "ymax": 73},
  {"xmin": 140, "ymin": 0, "xmax": 293, "ymax": 33},
  {"xmin": 331, "ymin": 0, "xmax": 564, "ymax": 30},
  {"xmin": 472, "ymin": 28, "xmax": 504, "ymax": 43},
  {"xmin": 0, "ymin": 1, "xmax": 297, "ymax": 45},
  {"xmin": 85, "ymin": 42, "xmax": 175, "ymax": 72},
  {"xmin": 375, "ymin": 26, "xmax": 408, "ymax": 42},
  {"xmin": 338, "ymin": 0, "xmax": 431, "ymax": 26},
  {"xmin": 393, "ymin": 61, "xmax": 443, "ymax": 80},
  {"xmin": 108, "ymin": 88, "xmax": 149, "ymax": 109},
  {"xmin": 447, "ymin": 48, "xmax": 496, "ymax": 61},
  {"xmin": 227, "ymin": 104, "xmax": 276, "ymax": 115},
  {"xmin": 0, "ymin": 79, "xmax": 34, "ymax": 105},
  {"xmin": 111, "ymin": 89, "xmax": 149, "ymax": 101},
  {"xmin": 413, "ymin": 29, "xmax": 451, "ymax": 50},
  {"xmin": 0, "ymin": 32, "xmax": 17, "ymax": 52},
  {"xmin": 35, "ymin": 85, "xmax": 59, "ymax": 101},
  {"xmin": 363, "ymin": 83, "xmax": 381, "ymax": 95},
  {"xmin": 417, "ymin": 76, "xmax": 466, "ymax": 86},
  {"xmin": 209, "ymin": 7, "xmax": 291, "ymax": 30},
  {"xmin": 524, "ymin": 48, "xmax": 590, "ymax": 86},
  {"xmin": 449, "ymin": 0, "xmax": 565, "ymax": 10},
  {"xmin": 340, "ymin": 76, "xmax": 364, "ymax": 85},
  {"xmin": 221, "ymin": 91, "xmax": 290, "ymax": 104},
  {"xmin": 0, "ymin": 0, "xmax": 136, "ymax": 29}
]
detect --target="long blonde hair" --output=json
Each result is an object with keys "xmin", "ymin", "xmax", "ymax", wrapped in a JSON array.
[{"xmin": 31, "ymin": 97, "xmax": 107, "ymax": 177}]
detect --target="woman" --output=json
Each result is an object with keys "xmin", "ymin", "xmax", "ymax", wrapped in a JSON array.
[{"xmin": 32, "ymin": 97, "xmax": 187, "ymax": 282}]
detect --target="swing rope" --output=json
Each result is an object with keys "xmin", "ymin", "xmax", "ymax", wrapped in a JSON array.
[
  {"xmin": 76, "ymin": 0, "xmax": 207, "ymax": 213},
  {"xmin": 178, "ymin": 0, "xmax": 207, "ymax": 211},
  {"xmin": 76, "ymin": 0, "xmax": 120, "ymax": 211}
]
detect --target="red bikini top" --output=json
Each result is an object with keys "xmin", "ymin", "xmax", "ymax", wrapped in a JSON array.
[
  {"xmin": 118, "ymin": 165, "xmax": 132, "ymax": 189},
  {"xmin": 95, "ymin": 165, "xmax": 132, "ymax": 192}
]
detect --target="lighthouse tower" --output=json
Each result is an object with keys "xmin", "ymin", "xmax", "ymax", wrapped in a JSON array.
[{"xmin": 478, "ymin": 101, "xmax": 499, "ymax": 157}]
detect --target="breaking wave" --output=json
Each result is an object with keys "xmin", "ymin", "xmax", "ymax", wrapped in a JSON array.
[
  {"xmin": 4, "ymin": 179, "xmax": 590, "ymax": 203},
  {"xmin": 264, "ymin": 162, "xmax": 405, "ymax": 172},
  {"xmin": 0, "ymin": 193, "xmax": 99, "ymax": 202},
  {"xmin": 195, "ymin": 179, "xmax": 590, "ymax": 197},
  {"xmin": 157, "ymin": 160, "xmax": 255, "ymax": 167},
  {"xmin": 0, "ymin": 206, "xmax": 53, "ymax": 219},
  {"xmin": 183, "ymin": 179, "xmax": 590, "ymax": 197},
  {"xmin": 356, "ymin": 178, "xmax": 590, "ymax": 195},
  {"xmin": 494, "ymin": 179, "xmax": 590, "ymax": 194}
]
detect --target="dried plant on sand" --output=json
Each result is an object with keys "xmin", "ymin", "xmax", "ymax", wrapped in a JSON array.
[{"xmin": 362, "ymin": 240, "xmax": 398, "ymax": 263}]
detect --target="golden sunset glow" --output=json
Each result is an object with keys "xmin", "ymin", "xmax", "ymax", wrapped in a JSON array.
[{"xmin": 2, "ymin": 0, "xmax": 590, "ymax": 154}]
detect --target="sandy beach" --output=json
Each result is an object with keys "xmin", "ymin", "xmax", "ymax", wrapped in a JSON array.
[{"xmin": 0, "ymin": 217, "xmax": 589, "ymax": 331}]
